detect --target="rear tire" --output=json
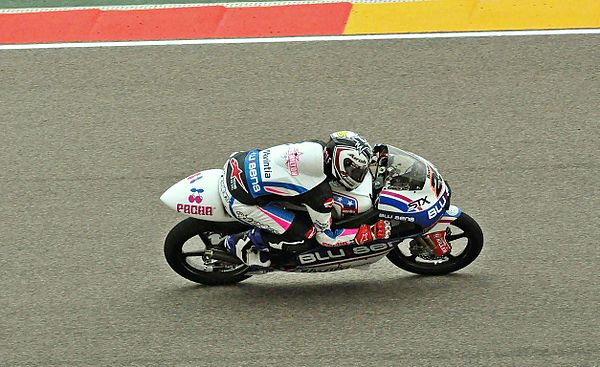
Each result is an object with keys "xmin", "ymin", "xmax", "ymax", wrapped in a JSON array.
[
  {"xmin": 386, "ymin": 212, "xmax": 484, "ymax": 275},
  {"xmin": 164, "ymin": 218, "xmax": 251, "ymax": 285}
]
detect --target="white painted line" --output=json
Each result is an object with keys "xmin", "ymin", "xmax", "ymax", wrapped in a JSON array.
[{"xmin": 1, "ymin": 28, "xmax": 599, "ymax": 50}]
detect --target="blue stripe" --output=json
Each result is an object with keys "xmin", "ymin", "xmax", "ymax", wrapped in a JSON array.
[
  {"xmin": 379, "ymin": 196, "xmax": 409, "ymax": 211},
  {"xmin": 261, "ymin": 202, "xmax": 296, "ymax": 223}
]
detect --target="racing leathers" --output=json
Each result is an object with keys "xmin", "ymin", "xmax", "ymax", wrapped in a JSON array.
[{"xmin": 218, "ymin": 141, "xmax": 390, "ymax": 267}]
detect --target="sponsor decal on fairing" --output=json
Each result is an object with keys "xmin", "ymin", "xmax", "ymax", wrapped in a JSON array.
[
  {"xmin": 176, "ymin": 187, "xmax": 214, "ymax": 215},
  {"xmin": 297, "ymin": 242, "xmax": 397, "ymax": 265},
  {"xmin": 177, "ymin": 203, "xmax": 214, "ymax": 215},
  {"xmin": 297, "ymin": 264, "xmax": 349, "ymax": 273},
  {"xmin": 378, "ymin": 212, "xmax": 416, "ymax": 222},
  {"xmin": 408, "ymin": 196, "xmax": 430, "ymax": 212},
  {"xmin": 187, "ymin": 187, "xmax": 204, "ymax": 204},
  {"xmin": 428, "ymin": 165, "xmax": 444, "ymax": 198},
  {"xmin": 378, "ymin": 190, "xmax": 449, "ymax": 228},
  {"xmin": 186, "ymin": 172, "xmax": 203, "ymax": 184},
  {"xmin": 426, "ymin": 192, "xmax": 448, "ymax": 219}
]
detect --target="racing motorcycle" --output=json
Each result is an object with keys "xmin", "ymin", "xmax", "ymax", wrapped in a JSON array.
[{"xmin": 160, "ymin": 145, "xmax": 484, "ymax": 285}]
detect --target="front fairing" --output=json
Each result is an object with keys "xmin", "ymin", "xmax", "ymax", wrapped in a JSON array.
[{"xmin": 374, "ymin": 146, "xmax": 450, "ymax": 229}]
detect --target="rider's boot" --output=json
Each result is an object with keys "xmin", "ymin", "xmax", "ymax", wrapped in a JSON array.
[{"xmin": 225, "ymin": 229, "xmax": 271, "ymax": 268}]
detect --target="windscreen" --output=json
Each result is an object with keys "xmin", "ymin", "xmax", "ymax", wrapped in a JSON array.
[{"xmin": 384, "ymin": 147, "xmax": 428, "ymax": 191}]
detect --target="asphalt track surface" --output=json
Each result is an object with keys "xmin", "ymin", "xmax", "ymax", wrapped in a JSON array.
[{"xmin": 1, "ymin": 35, "xmax": 599, "ymax": 366}]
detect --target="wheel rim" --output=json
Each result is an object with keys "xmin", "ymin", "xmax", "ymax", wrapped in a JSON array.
[
  {"xmin": 179, "ymin": 232, "xmax": 246, "ymax": 274},
  {"xmin": 394, "ymin": 221, "xmax": 473, "ymax": 269}
]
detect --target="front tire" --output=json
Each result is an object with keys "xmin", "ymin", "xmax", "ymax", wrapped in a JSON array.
[
  {"xmin": 386, "ymin": 212, "xmax": 484, "ymax": 275},
  {"xmin": 164, "ymin": 218, "xmax": 251, "ymax": 285}
]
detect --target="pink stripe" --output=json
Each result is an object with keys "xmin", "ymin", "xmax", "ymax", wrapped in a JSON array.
[
  {"xmin": 264, "ymin": 187, "xmax": 289, "ymax": 195},
  {"xmin": 380, "ymin": 190, "xmax": 412, "ymax": 203},
  {"xmin": 339, "ymin": 228, "xmax": 358, "ymax": 237},
  {"xmin": 257, "ymin": 207, "xmax": 292, "ymax": 231}
]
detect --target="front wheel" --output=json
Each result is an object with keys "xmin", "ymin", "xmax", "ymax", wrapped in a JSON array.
[
  {"xmin": 164, "ymin": 218, "xmax": 251, "ymax": 285},
  {"xmin": 386, "ymin": 212, "xmax": 484, "ymax": 275}
]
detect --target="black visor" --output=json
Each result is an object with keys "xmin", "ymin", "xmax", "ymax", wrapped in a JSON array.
[{"xmin": 344, "ymin": 158, "xmax": 368, "ymax": 182}]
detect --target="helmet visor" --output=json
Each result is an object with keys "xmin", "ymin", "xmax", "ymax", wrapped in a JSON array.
[{"xmin": 344, "ymin": 158, "xmax": 369, "ymax": 182}]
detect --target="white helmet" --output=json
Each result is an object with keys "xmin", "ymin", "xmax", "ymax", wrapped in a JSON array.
[{"xmin": 326, "ymin": 131, "xmax": 373, "ymax": 190}]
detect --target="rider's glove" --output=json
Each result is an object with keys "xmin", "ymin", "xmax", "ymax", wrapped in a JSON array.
[
  {"xmin": 371, "ymin": 144, "xmax": 389, "ymax": 164},
  {"xmin": 354, "ymin": 220, "xmax": 391, "ymax": 245},
  {"xmin": 373, "ymin": 144, "xmax": 389, "ymax": 157}
]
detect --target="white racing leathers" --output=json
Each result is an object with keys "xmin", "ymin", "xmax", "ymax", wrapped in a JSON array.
[{"xmin": 218, "ymin": 141, "xmax": 360, "ymax": 248}]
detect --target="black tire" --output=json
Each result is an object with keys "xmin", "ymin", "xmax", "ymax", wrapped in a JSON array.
[
  {"xmin": 386, "ymin": 212, "xmax": 484, "ymax": 275},
  {"xmin": 164, "ymin": 217, "xmax": 251, "ymax": 286}
]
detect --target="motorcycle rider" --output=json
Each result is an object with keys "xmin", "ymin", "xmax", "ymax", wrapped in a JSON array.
[{"xmin": 218, "ymin": 131, "xmax": 391, "ymax": 268}]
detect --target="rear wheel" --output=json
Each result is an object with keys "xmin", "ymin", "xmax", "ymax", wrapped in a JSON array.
[
  {"xmin": 386, "ymin": 212, "xmax": 484, "ymax": 275},
  {"xmin": 164, "ymin": 218, "xmax": 251, "ymax": 285}
]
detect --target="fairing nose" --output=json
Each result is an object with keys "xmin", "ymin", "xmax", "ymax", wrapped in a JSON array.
[
  {"xmin": 159, "ymin": 169, "xmax": 234, "ymax": 222},
  {"xmin": 160, "ymin": 183, "xmax": 181, "ymax": 211}
]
